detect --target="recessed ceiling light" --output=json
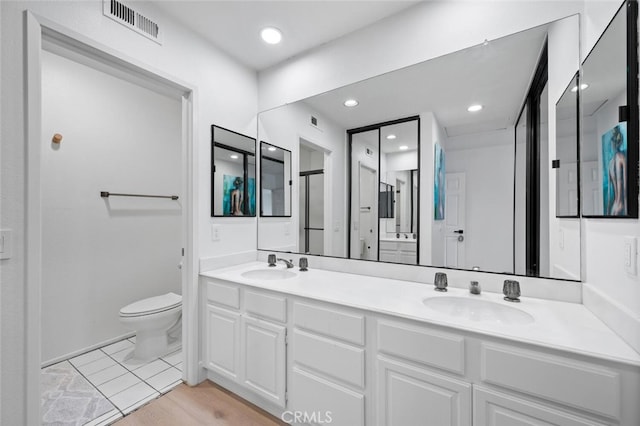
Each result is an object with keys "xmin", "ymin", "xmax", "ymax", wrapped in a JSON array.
[
  {"xmin": 467, "ymin": 104, "xmax": 483, "ymax": 112},
  {"xmin": 344, "ymin": 99, "xmax": 359, "ymax": 107},
  {"xmin": 399, "ymin": 145, "xmax": 409, "ymax": 151},
  {"xmin": 230, "ymin": 154, "xmax": 239, "ymax": 159},
  {"xmin": 268, "ymin": 146, "xmax": 277, "ymax": 151},
  {"xmin": 261, "ymin": 27, "xmax": 282, "ymax": 45},
  {"xmin": 571, "ymin": 83, "xmax": 589, "ymax": 92},
  {"xmin": 386, "ymin": 134, "xmax": 397, "ymax": 140}
]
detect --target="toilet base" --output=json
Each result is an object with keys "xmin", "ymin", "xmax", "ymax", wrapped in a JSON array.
[{"xmin": 133, "ymin": 329, "xmax": 170, "ymax": 361}]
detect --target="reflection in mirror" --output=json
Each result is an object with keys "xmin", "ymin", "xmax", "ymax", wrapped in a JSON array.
[
  {"xmin": 555, "ymin": 74, "xmax": 580, "ymax": 217},
  {"xmin": 348, "ymin": 118, "xmax": 420, "ymax": 264},
  {"xmin": 211, "ymin": 125, "xmax": 256, "ymax": 217},
  {"xmin": 260, "ymin": 142, "xmax": 292, "ymax": 217},
  {"xmin": 257, "ymin": 15, "xmax": 580, "ymax": 280},
  {"xmin": 581, "ymin": 1, "xmax": 638, "ymax": 217}
]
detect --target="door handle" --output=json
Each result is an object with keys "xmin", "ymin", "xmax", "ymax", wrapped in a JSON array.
[{"xmin": 453, "ymin": 230, "xmax": 464, "ymax": 234}]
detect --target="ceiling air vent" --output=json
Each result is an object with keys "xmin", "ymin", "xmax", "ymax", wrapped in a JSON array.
[{"xmin": 103, "ymin": 0, "xmax": 163, "ymax": 45}]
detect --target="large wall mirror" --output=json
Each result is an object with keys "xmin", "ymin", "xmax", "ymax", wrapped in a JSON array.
[
  {"xmin": 211, "ymin": 125, "xmax": 256, "ymax": 217},
  {"xmin": 257, "ymin": 14, "xmax": 581, "ymax": 281},
  {"xmin": 580, "ymin": 0, "xmax": 638, "ymax": 218},
  {"xmin": 555, "ymin": 73, "xmax": 580, "ymax": 217}
]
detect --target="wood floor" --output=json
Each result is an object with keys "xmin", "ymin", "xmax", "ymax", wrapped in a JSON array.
[{"xmin": 115, "ymin": 381, "xmax": 287, "ymax": 426}]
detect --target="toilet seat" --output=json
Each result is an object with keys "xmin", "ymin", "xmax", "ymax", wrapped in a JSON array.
[{"xmin": 120, "ymin": 292, "xmax": 182, "ymax": 318}]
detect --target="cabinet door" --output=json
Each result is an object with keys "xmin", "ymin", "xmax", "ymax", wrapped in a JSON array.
[
  {"xmin": 241, "ymin": 315, "xmax": 287, "ymax": 408},
  {"xmin": 205, "ymin": 304, "xmax": 240, "ymax": 380},
  {"xmin": 377, "ymin": 356, "xmax": 471, "ymax": 426},
  {"xmin": 473, "ymin": 386, "xmax": 608, "ymax": 426}
]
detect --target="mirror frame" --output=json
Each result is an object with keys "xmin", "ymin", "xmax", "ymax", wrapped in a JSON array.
[
  {"xmin": 581, "ymin": 0, "xmax": 639, "ymax": 219},
  {"xmin": 211, "ymin": 125, "xmax": 257, "ymax": 217},
  {"xmin": 259, "ymin": 141, "xmax": 292, "ymax": 218}
]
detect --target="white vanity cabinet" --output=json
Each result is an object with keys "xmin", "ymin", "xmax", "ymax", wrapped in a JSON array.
[
  {"xmin": 290, "ymin": 301, "xmax": 367, "ymax": 426},
  {"xmin": 379, "ymin": 240, "xmax": 417, "ymax": 264},
  {"xmin": 203, "ymin": 279, "xmax": 287, "ymax": 409}
]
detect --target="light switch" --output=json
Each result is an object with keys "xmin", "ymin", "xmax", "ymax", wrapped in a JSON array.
[
  {"xmin": 0, "ymin": 229, "xmax": 12, "ymax": 260},
  {"xmin": 284, "ymin": 223, "xmax": 290, "ymax": 236},
  {"xmin": 211, "ymin": 224, "xmax": 220, "ymax": 241},
  {"xmin": 559, "ymin": 228, "xmax": 565, "ymax": 250},
  {"xmin": 624, "ymin": 236, "xmax": 637, "ymax": 276}
]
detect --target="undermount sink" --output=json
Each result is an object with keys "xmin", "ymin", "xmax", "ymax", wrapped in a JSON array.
[
  {"xmin": 241, "ymin": 268, "xmax": 296, "ymax": 280},
  {"xmin": 422, "ymin": 296, "xmax": 534, "ymax": 325}
]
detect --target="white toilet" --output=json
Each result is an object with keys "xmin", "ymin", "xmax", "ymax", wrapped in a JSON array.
[{"xmin": 119, "ymin": 292, "xmax": 182, "ymax": 361}]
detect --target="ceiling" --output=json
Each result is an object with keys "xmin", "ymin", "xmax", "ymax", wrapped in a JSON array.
[
  {"xmin": 151, "ymin": 0, "xmax": 420, "ymax": 71},
  {"xmin": 301, "ymin": 22, "xmax": 551, "ymax": 139}
]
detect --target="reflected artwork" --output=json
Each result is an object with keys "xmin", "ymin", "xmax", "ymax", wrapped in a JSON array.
[
  {"xmin": 601, "ymin": 123, "xmax": 627, "ymax": 216},
  {"xmin": 434, "ymin": 143, "xmax": 445, "ymax": 220},
  {"xmin": 223, "ymin": 175, "xmax": 256, "ymax": 216}
]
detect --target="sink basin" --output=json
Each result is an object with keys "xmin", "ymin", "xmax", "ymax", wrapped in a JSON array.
[
  {"xmin": 241, "ymin": 269, "xmax": 296, "ymax": 280},
  {"xmin": 422, "ymin": 296, "xmax": 534, "ymax": 325}
]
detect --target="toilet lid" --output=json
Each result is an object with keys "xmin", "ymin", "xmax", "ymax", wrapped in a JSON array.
[{"xmin": 120, "ymin": 292, "xmax": 182, "ymax": 317}]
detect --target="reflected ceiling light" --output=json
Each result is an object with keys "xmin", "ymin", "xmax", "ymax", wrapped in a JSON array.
[
  {"xmin": 386, "ymin": 134, "xmax": 397, "ymax": 140},
  {"xmin": 571, "ymin": 83, "xmax": 589, "ymax": 92},
  {"xmin": 268, "ymin": 146, "xmax": 277, "ymax": 151},
  {"xmin": 399, "ymin": 145, "xmax": 409, "ymax": 150},
  {"xmin": 230, "ymin": 154, "xmax": 239, "ymax": 159},
  {"xmin": 467, "ymin": 104, "xmax": 483, "ymax": 112},
  {"xmin": 261, "ymin": 27, "xmax": 282, "ymax": 44},
  {"xmin": 344, "ymin": 99, "xmax": 359, "ymax": 107}
]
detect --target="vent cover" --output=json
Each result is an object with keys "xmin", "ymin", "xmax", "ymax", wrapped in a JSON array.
[{"xmin": 103, "ymin": 0, "xmax": 163, "ymax": 44}]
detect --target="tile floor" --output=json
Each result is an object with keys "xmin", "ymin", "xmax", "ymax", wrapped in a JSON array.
[{"xmin": 41, "ymin": 337, "xmax": 183, "ymax": 425}]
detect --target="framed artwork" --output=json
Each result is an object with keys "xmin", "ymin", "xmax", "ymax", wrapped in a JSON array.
[
  {"xmin": 601, "ymin": 123, "xmax": 628, "ymax": 216},
  {"xmin": 434, "ymin": 143, "xmax": 445, "ymax": 220},
  {"xmin": 222, "ymin": 174, "xmax": 256, "ymax": 216}
]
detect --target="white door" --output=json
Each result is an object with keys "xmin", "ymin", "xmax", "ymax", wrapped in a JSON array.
[
  {"xmin": 581, "ymin": 161, "xmax": 601, "ymax": 215},
  {"xmin": 444, "ymin": 173, "xmax": 466, "ymax": 268},
  {"xmin": 359, "ymin": 164, "xmax": 378, "ymax": 260},
  {"xmin": 241, "ymin": 315, "xmax": 287, "ymax": 408}
]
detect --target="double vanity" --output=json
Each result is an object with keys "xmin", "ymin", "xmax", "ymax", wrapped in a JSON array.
[{"xmin": 199, "ymin": 262, "xmax": 640, "ymax": 426}]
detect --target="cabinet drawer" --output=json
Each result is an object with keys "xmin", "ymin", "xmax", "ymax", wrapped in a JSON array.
[
  {"xmin": 290, "ymin": 367, "xmax": 364, "ymax": 426},
  {"xmin": 293, "ymin": 329, "xmax": 365, "ymax": 388},
  {"xmin": 481, "ymin": 343, "xmax": 620, "ymax": 420},
  {"xmin": 380, "ymin": 241, "xmax": 399, "ymax": 250},
  {"xmin": 398, "ymin": 242, "xmax": 417, "ymax": 252},
  {"xmin": 474, "ymin": 386, "xmax": 608, "ymax": 426},
  {"xmin": 244, "ymin": 290, "xmax": 286, "ymax": 323},
  {"xmin": 378, "ymin": 319, "xmax": 465, "ymax": 375},
  {"xmin": 206, "ymin": 280, "xmax": 240, "ymax": 309},
  {"xmin": 293, "ymin": 302, "xmax": 365, "ymax": 345}
]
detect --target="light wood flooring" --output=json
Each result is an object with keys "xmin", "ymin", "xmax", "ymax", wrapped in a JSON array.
[{"xmin": 114, "ymin": 380, "xmax": 287, "ymax": 426}]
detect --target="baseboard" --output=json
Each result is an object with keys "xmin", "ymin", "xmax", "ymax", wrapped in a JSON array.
[
  {"xmin": 42, "ymin": 332, "xmax": 134, "ymax": 368},
  {"xmin": 199, "ymin": 250, "xmax": 258, "ymax": 273},
  {"xmin": 583, "ymin": 283, "xmax": 640, "ymax": 354}
]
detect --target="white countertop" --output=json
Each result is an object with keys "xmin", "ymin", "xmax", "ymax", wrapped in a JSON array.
[{"xmin": 201, "ymin": 261, "xmax": 640, "ymax": 367}]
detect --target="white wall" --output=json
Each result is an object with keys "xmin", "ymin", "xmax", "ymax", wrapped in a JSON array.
[
  {"xmin": 258, "ymin": 1, "xmax": 584, "ymax": 110},
  {"xmin": 258, "ymin": 102, "xmax": 347, "ymax": 256},
  {"xmin": 446, "ymin": 130, "xmax": 514, "ymax": 274},
  {"xmin": 1, "ymin": 1, "xmax": 256, "ymax": 423},
  {"xmin": 41, "ymin": 50, "xmax": 182, "ymax": 363}
]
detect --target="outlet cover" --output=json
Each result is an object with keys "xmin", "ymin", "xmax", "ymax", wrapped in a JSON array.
[{"xmin": 624, "ymin": 236, "xmax": 637, "ymax": 276}]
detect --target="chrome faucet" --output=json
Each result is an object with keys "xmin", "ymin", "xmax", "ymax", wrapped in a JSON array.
[
  {"xmin": 503, "ymin": 279, "xmax": 521, "ymax": 302},
  {"xmin": 277, "ymin": 258, "xmax": 294, "ymax": 269}
]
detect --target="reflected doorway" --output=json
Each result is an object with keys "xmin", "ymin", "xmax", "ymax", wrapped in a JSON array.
[{"xmin": 299, "ymin": 145, "xmax": 325, "ymax": 255}]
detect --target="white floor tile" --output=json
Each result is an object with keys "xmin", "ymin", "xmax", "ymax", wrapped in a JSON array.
[
  {"xmin": 84, "ymin": 408, "xmax": 122, "ymax": 426},
  {"xmin": 174, "ymin": 362, "xmax": 183, "ymax": 372},
  {"xmin": 97, "ymin": 372, "xmax": 141, "ymax": 398},
  {"xmin": 109, "ymin": 347, "xmax": 136, "ymax": 364},
  {"xmin": 131, "ymin": 359, "xmax": 171, "ymax": 380},
  {"xmin": 102, "ymin": 339, "xmax": 134, "ymax": 355},
  {"xmin": 68, "ymin": 349, "xmax": 106, "ymax": 368},
  {"xmin": 86, "ymin": 363, "xmax": 128, "ymax": 387},
  {"xmin": 75, "ymin": 356, "xmax": 117, "ymax": 376},
  {"xmin": 161, "ymin": 350, "xmax": 182, "ymax": 366},
  {"xmin": 128, "ymin": 336, "xmax": 136, "ymax": 343},
  {"xmin": 109, "ymin": 382, "xmax": 158, "ymax": 414},
  {"xmin": 146, "ymin": 367, "xmax": 182, "ymax": 393}
]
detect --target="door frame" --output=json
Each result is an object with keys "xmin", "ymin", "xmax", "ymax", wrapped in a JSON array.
[{"xmin": 25, "ymin": 12, "xmax": 198, "ymax": 423}]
